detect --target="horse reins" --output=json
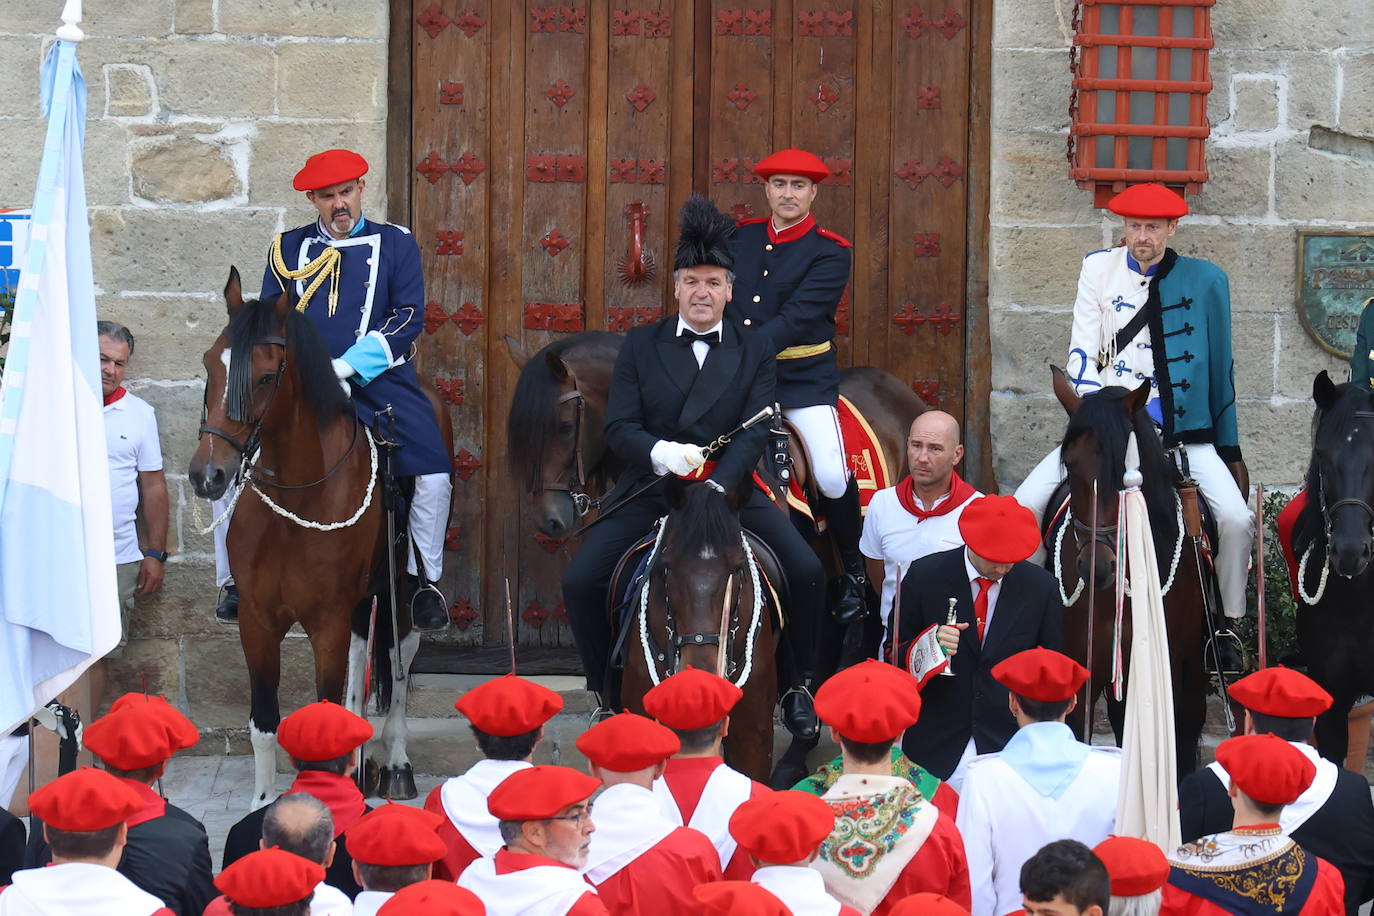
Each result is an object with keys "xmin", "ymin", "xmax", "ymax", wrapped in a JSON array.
[{"xmin": 535, "ymin": 370, "xmax": 603, "ymax": 518}]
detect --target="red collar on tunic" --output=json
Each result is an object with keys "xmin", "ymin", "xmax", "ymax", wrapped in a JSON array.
[
  {"xmin": 494, "ymin": 849, "xmax": 580, "ymax": 875},
  {"xmin": 286, "ymin": 770, "xmax": 366, "ymax": 836},
  {"xmin": 118, "ymin": 777, "xmax": 167, "ymax": 829},
  {"xmin": 767, "ymin": 213, "xmax": 815, "ymax": 246}
]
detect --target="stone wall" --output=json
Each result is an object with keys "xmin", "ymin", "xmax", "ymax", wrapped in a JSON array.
[
  {"xmin": 988, "ymin": 0, "xmax": 1374, "ymax": 491},
  {"xmin": 0, "ymin": 1, "xmax": 389, "ymax": 750}
]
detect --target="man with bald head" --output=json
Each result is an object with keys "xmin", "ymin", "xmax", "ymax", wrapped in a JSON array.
[{"xmin": 860, "ymin": 410, "xmax": 981, "ymax": 640}]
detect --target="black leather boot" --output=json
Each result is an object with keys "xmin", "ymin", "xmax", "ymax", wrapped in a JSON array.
[
  {"xmin": 781, "ymin": 676, "xmax": 819, "ymax": 739},
  {"xmin": 821, "ymin": 479, "xmax": 868, "ymax": 623},
  {"xmin": 215, "ymin": 584, "xmax": 239, "ymax": 623},
  {"xmin": 1210, "ymin": 627, "xmax": 1244, "ymax": 677},
  {"xmin": 410, "ymin": 580, "xmax": 449, "ymax": 631}
]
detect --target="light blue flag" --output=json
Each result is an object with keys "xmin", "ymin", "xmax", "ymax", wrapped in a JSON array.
[{"xmin": 0, "ymin": 39, "xmax": 120, "ymax": 736}]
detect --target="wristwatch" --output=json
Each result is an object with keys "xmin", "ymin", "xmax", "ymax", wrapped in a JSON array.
[{"xmin": 142, "ymin": 548, "xmax": 169, "ymax": 562}]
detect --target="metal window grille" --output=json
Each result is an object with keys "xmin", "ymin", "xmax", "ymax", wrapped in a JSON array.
[{"xmin": 1068, "ymin": 0, "xmax": 1215, "ymax": 206}]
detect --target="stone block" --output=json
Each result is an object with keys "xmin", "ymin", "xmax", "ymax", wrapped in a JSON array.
[
  {"xmin": 218, "ymin": 0, "xmax": 387, "ymax": 39},
  {"xmin": 185, "ymin": 632, "xmax": 318, "ymax": 729},
  {"xmin": 104, "ymin": 63, "xmax": 155, "ymax": 117},
  {"xmin": 1341, "ymin": 53, "xmax": 1374, "ymax": 136},
  {"xmin": 1236, "ymin": 399, "xmax": 1312, "ymax": 488},
  {"xmin": 77, "ymin": 40, "xmax": 276, "ymax": 118},
  {"xmin": 990, "ymin": 393, "xmax": 1065, "ymax": 490},
  {"xmin": 175, "ymin": 0, "xmax": 216, "ymax": 34},
  {"xmin": 989, "ymin": 224, "xmax": 1104, "ymax": 310},
  {"xmin": 0, "ymin": 38, "xmax": 42, "ymax": 117},
  {"xmin": 105, "ymin": 638, "xmax": 182, "ymax": 701},
  {"xmin": 2, "ymin": 1, "xmax": 174, "ymax": 38},
  {"xmin": 276, "ymin": 42, "xmax": 388, "ymax": 119},
  {"xmin": 84, "ymin": 120, "xmax": 135, "ymax": 206},
  {"xmin": 1286, "ymin": 53, "xmax": 1340, "ymax": 128},
  {"xmin": 1275, "ymin": 140, "xmax": 1374, "ymax": 224},
  {"xmin": 131, "ymin": 137, "xmax": 241, "ymax": 204},
  {"xmin": 126, "ymin": 383, "xmax": 206, "ymax": 478},
  {"xmin": 169, "ymin": 479, "xmax": 221, "ymax": 560},
  {"xmin": 98, "ymin": 293, "xmax": 226, "ymax": 380},
  {"xmin": 1212, "ymin": 0, "xmax": 1373, "ymax": 52},
  {"xmin": 1190, "ymin": 144, "xmax": 1270, "ymax": 219},
  {"xmin": 248, "ymin": 121, "xmax": 388, "ymax": 207},
  {"xmin": 992, "ymin": 50, "xmax": 1072, "ymax": 132},
  {"xmin": 1275, "ymin": 310, "xmax": 1350, "ymax": 400},
  {"xmin": 1232, "ymin": 77, "xmax": 1280, "ymax": 133},
  {"xmin": 131, "ymin": 555, "xmax": 221, "ymax": 637},
  {"xmin": 991, "ymin": 130, "xmax": 1101, "ymax": 226},
  {"xmin": 992, "ymin": 0, "xmax": 1071, "ymax": 50},
  {"xmin": 1168, "ymin": 224, "xmax": 1296, "ymax": 314},
  {"xmin": 990, "ymin": 309, "xmax": 1073, "ymax": 395},
  {"xmin": 0, "ymin": 118, "xmax": 45, "ymax": 207},
  {"xmin": 90, "ymin": 208, "xmax": 275, "ymax": 294},
  {"xmin": 1231, "ymin": 312, "xmax": 1277, "ymax": 399}
]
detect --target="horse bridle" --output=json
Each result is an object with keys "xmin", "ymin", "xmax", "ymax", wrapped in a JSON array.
[
  {"xmin": 646, "ymin": 562, "xmax": 749, "ymax": 680},
  {"xmin": 1317, "ymin": 410, "xmax": 1374, "ymax": 542},
  {"xmin": 198, "ymin": 334, "xmax": 287, "ymax": 463},
  {"xmin": 536, "ymin": 370, "xmax": 603, "ymax": 517}
]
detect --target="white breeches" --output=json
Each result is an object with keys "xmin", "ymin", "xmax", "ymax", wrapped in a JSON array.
[
  {"xmin": 213, "ymin": 495, "xmax": 234, "ymax": 588},
  {"xmin": 785, "ymin": 404, "xmax": 849, "ymax": 499},
  {"xmin": 1013, "ymin": 442, "xmax": 1252, "ymax": 620}
]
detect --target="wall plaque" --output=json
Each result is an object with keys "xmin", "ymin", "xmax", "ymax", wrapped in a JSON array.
[{"xmin": 1297, "ymin": 231, "xmax": 1374, "ymax": 358}]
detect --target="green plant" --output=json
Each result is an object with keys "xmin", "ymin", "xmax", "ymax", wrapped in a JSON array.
[{"xmin": 1235, "ymin": 489, "xmax": 1301, "ymax": 671}]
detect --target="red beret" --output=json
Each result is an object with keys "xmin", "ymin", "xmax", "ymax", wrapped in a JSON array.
[
  {"xmin": 1093, "ymin": 836, "xmax": 1170, "ymax": 896},
  {"xmin": 454, "ymin": 674, "xmax": 563, "ymax": 737},
  {"xmin": 108, "ymin": 694, "xmax": 199, "ymax": 749},
  {"xmin": 642, "ymin": 668, "xmax": 743, "ymax": 730},
  {"xmin": 487, "ymin": 765, "xmax": 600, "ymax": 821},
  {"xmin": 346, "ymin": 803, "xmax": 448, "ymax": 866},
  {"xmin": 728, "ymin": 790, "xmax": 834, "ymax": 864},
  {"xmin": 28, "ymin": 767, "xmax": 144, "ymax": 831},
  {"xmin": 889, "ymin": 894, "xmax": 974, "ymax": 916},
  {"xmin": 1228, "ymin": 667, "xmax": 1332, "ymax": 719},
  {"xmin": 814, "ymin": 659, "xmax": 922, "ymax": 743},
  {"xmin": 277, "ymin": 701, "xmax": 373, "ymax": 762},
  {"xmin": 215, "ymin": 848, "xmax": 326, "ymax": 908},
  {"xmin": 754, "ymin": 148, "xmax": 830, "ymax": 183},
  {"xmin": 693, "ymin": 881, "xmax": 792, "ymax": 916},
  {"xmin": 576, "ymin": 712, "xmax": 680, "ymax": 772},
  {"xmin": 378, "ymin": 880, "xmax": 486, "ymax": 916},
  {"xmin": 1215, "ymin": 733, "xmax": 1315, "ymax": 806},
  {"xmin": 992, "ymin": 648, "xmax": 1089, "ymax": 704},
  {"xmin": 85, "ymin": 703, "xmax": 185, "ymax": 770},
  {"xmin": 1107, "ymin": 183, "xmax": 1189, "ymax": 219},
  {"xmin": 959, "ymin": 494, "xmax": 1040, "ymax": 564},
  {"xmin": 293, "ymin": 149, "xmax": 369, "ymax": 192}
]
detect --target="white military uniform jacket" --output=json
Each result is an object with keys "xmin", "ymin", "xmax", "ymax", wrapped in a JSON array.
[
  {"xmin": 1067, "ymin": 246, "xmax": 1160, "ymax": 400},
  {"xmin": 956, "ymin": 722, "xmax": 1122, "ymax": 916}
]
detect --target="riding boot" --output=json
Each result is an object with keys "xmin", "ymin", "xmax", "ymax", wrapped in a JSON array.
[
  {"xmin": 820, "ymin": 478, "xmax": 868, "ymax": 623},
  {"xmin": 408, "ymin": 577, "xmax": 450, "ymax": 631},
  {"xmin": 781, "ymin": 673, "xmax": 819, "ymax": 739},
  {"xmin": 215, "ymin": 584, "xmax": 239, "ymax": 623}
]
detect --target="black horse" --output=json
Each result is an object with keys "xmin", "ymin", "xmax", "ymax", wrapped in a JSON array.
[{"xmin": 1293, "ymin": 370, "xmax": 1374, "ymax": 762}]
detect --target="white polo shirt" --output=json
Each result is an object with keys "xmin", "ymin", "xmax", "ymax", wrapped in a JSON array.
[
  {"xmin": 103, "ymin": 391, "xmax": 163, "ymax": 564},
  {"xmin": 859, "ymin": 484, "xmax": 980, "ymax": 627}
]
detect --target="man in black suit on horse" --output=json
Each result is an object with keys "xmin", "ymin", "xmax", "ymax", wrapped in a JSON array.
[
  {"xmin": 561, "ymin": 195, "xmax": 825, "ymax": 736},
  {"xmin": 895, "ymin": 494, "xmax": 1063, "ymax": 787}
]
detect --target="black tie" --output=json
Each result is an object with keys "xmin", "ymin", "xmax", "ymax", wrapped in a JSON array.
[{"xmin": 679, "ymin": 329, "xmax": 721, "ymax": 347}]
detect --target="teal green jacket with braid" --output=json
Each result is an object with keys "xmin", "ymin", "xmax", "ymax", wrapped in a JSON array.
[
  {"xmin": 1350, "ymin": 300, "xmax": 1374, "ymax": 391},
  {"xmin": 1150, "ymin": 250, "xmax": 1242, "ymax": 462}
]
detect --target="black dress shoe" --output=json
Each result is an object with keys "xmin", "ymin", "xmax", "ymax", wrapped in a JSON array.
[
  {"xmin": 215, "ymin": 585, "xmax": 238, "ymax": 623},
  {"xmin": 781, "ymin": 685, "xmax": 819, "ymax": 739},
  {"xmin": 411, "ymin": 585, "xmax": 449, "ymax": 631},
  {"xmin": 833, "ymin": 572, "xmax": 868, "ymax": 624}
]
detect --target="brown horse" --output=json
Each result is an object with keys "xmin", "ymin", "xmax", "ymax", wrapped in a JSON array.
[
  {"xmin": 1046, "ymin": 368, "xmax": 1209, "ymax": 775},
  {"xmin": 188, "ymin": 268, "xmax": 450, "ymax": 806}
]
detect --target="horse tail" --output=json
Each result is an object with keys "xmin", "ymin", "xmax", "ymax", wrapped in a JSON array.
[{"xmin": 370, "ymin": 592, "xmax": 398, "ymax": 715}]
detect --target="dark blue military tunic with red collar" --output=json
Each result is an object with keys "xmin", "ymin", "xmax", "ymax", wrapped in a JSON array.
[
  {"xmin": 727, "ymin": 213, "xmax": 852, "ymax": 408},
  {"xmin": 260, "ymin": 218, "xmax": 449, "ymax": 478}
]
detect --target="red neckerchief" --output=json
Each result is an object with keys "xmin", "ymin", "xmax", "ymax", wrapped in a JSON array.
[
  {"xmin": 103, "ymin": 386, "xmax": 127, "ymax": 407},
  {"xmin": 118, "ymin": 777, "xmax": 168, "ymax": 829},
  {"xmin": 286, "ymin": 770, "xmax": 366, "ymax": 836},
  {"xmin": 766, "ymin": 212, "xmax": 815, "ymax": 245},
  {"xmin": 895, "ymin": 471, "xmax": 976, "ymax": 521}
]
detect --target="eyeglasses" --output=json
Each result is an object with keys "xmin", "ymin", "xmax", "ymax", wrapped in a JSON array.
[{"xmin": 545, "ymin": 805, "xmax": 594, "ymax": 827}]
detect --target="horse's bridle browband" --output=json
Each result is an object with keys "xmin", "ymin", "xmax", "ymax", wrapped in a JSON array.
[
  {"xmin": 536, "ymin": 370, "xmax": 603, "ymax": 517},
  {"xmin": 649, "ymin": 561, "xmax": 749, "ymax": 681}
]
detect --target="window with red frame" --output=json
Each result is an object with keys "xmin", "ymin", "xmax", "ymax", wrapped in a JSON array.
[{"xmin": 1068, "ymin": 0, "xmax": 1215, "ymax": 207}]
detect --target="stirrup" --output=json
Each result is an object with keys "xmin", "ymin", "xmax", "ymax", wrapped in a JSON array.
[{"xmin": 1207, "ymin": 627, "xmax": 1244, "ymax": 676}]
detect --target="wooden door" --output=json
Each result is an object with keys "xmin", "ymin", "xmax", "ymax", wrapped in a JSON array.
[{"xmin": 392, "ymin": 0, "xmax": 990, "ymax": 650}]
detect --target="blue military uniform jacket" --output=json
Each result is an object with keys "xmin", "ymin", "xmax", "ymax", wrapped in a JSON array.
[
  {"xmin": 727, "ymin": 214, "xmax": 851, "ymax": 408},
  {"xmin": 260, "ymin": 217, "xmax": 449, "ymax": 477}
]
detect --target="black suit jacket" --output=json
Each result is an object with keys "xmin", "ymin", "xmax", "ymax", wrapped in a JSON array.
[
  {"xmin": 896, "ymin": 546, "xmax": 1064, "ymax": 778},
  {"xmin": 222, "ymin": 801, "xmax": 370, "ymax": 899},
  {"xmin": 603, "ymin": 316, "xmax": 775, "ymax": 502},
  {"xmin": 0, "ymin": 808, "xmax": 24, "ymax": 886},
  {"xmin": 1180, "ymin": 760, "xmax": 1374, "ymax": 914}
]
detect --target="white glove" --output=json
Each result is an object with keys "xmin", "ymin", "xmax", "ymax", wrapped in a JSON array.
[
  {"xmin": 650, "ymin": 440, "xmax": 708, "ymax": 477},
  {"xmin": 331, "ymin": 358, "xmax": 355, "ymax": 397}
]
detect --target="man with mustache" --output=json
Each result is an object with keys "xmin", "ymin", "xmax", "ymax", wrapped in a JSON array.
[{"xmin": 1013, "ymin": 182, "xmax": 1251, "ymax": 672}]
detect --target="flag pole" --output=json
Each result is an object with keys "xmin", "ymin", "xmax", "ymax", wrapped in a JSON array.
[{"xmin": 57, "ymin": 0, "xmax": 84, "ymax": 42}]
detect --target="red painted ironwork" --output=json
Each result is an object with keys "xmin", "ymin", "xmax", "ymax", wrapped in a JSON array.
[
  {"xmin": 932, "ymin": 8, "xmax": 966, "ymax": 39},
  {"xmin": 524, "ymin": 302, "xmax": 585, "ymax": 333},
  {"xmin": 798, "ymin": 9, "xmax": 853, "ymax": 36},
  {"xmin": 448, "ymin": 596, "xmax": 478, "ymax": 629},
  {"xmin": 612, "ymin": 10, "xmax": 640, "ymax": 34},
  {"xmin": 643, "ymin": 10, "xmax": 671, "ymax": 36},
  {"xmin": 546, "ymin": 79, "xmax": 576, "ymax": 108},
  {"xmin": 928, "ymin": 302, "xmax": 961, "ymax": 335},
  {"xmin": 900, "ymin": 7, "xmax": 966, "ymax": 39},
  {"xmin": 562, "ymin": 6, "xmax": 587, "ymax": 32},
  {"xmin": 439, "ymin": 81, "xmax": 464, "ymax": 106},
  {"xmin": 740, "ymin": 158, "xmax": 764, "ymax": 184},
  {"xmin": 416, "ymin": 151, "xmax": 448, "ymax": 184},
  {"xmin": 618, "ymin": 201, "xmax": 655, "ymax": 287},
  {"xmin": 932, "ymin": 155, "xmax": 965, "ymax": 187},
  {"xmin": 913, "ymin": 232, "xmax": 941, "ymax": 257},
  {"xmin": 453, "ymin": 9, "xmax": 485, "ymax": 37},
  {"xmin": 626, "ymin": 81, "xmax": 656, "ymax": 112},
  {"xmin": 727, "ymin": 82, "xmax": 757, "ymax": 110},
  {"xmin": 912, "ymin": 379, "xmax": 942, "ymax": 406},
  {"xmin": 638, "ymin": 158, "xmax": 665, "ymax": 184},
  {"xmin": 609, "ymin": 158, "xmax": 637, "ymax": 183},
  {"xmin": 917, "ymin": 86, "xmax": 942, "ymax": 109},
  {"xmin": 417, "ymin": 4, "xmax": 450, "ymax": 38},
  {"xmin": 424, "ymin": 301, "xmax": 448, "ymax": 334},
  {"xmin": 445, "ymin": 525, "xmax": 463, "ymax": 552},
  {"xmin": 452, "ymin": 448, "xmax": 482, "ymax": 482},
  {"xmin": 899, "ymin": 6, "xmax": 929, "ymax": 37},
  {"xmin": 711, "ymin": 157, "xmax": 740, "ymax": 183},
  {"xmin": 553, "ymin": 602, "xmax": 568, "ymax": 625},
  {"xmin": 434, "ymin": 377, "xmax": 465, "ymax": 406},
  {"xmin": 892, "ymin": 302, "xmax": 961, "ymax": 336},
  {"xmin": 729, "ymin": 202, "xmax": 755, "ymax": 222},
  {"xmin": 436, "ymin": 229, "xmax": 464, "ymax": 256},
  {"xmin": 529, "ymin": 7, "xmax": 558, "ymax": 31},
  {"xmin": 533, "ymin": 533, "xmax": 569, "ymax": 554},
  {"xmin": 540, "ymin": 227, "xmax": 570, "ymax": 256},
  {"xmin": 522, "ymin": 600, "xmax": 551, "ymax": 628},
  {"xmin": 607, "ymin": 306, "xmax": 662, "ymax": 332},
  {"xmin": 895, "ymin": 158, "xmax": 930, "ymax": 189},
  {"xmin": 527, "ymin": 154, "xmax": 586, "ymax": 183},
  {"xmin": 453, "ymin": 151, "xmax": 485, "ymax": 185},
  {"xmin": 744, "ymin": 10, "xmax": 771, "ymax": 34},
  {"xmin": 893, "ymin": 302, "xmax": 925, "ymax": 336},
  {"xmin": 715, "ymin": 10, "xmax": 744, "ymax": 34},
  {"xmin": 452, "ymin": 301, "xmax": 486, "ymax": 336},
  {"xmin": 824, "ymin": 157, "xmax": 853, "ymax": 185}
]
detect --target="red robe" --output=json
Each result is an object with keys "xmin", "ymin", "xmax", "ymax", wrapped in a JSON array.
[
  {"xmin": 870, "ymin": 815, "xmax": 971, "ymax": 916},
  {"xmin": 423, "ymin": 782, "xmax": 480, "ymax": 882},
  {"xmin": 659, "ymin": 756, "xmax": 769, "ymax": 879},
  {"xmin": 1162, "ymin": 827, "xmax": 1346, "ymax": 916},
  {"xmin": 593, "ymin": 827, "xmax": 724, "ymax": 916}
]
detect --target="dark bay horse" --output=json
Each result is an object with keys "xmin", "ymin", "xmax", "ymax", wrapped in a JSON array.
[
  {"xmin": 188, "ymin": 268, "xmax": 447, "ymax": 806},
  {"xmin": 620, "ymin": 480, "xmax": 779, "ymax": 781},
  {"xmin": 1292, "ymin": 371, "xmax": 1374, "ymax": 762},
  {"xmin": 1046, "ymin": 368, "xmax": 1209, "ymax": 775}
]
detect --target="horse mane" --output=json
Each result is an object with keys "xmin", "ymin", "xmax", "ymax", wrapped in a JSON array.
[
  {"xmin": 1295, "ymin": 381, "xmax": 1374, "ymax": 554},
  {"xmin": 226, "ymin": 296, "xmax": 350, "ymax": 427},
  {"xmin": 663, "ymin": 484, "xmax": 743, "ymax": 562},
  {"xmin": 1062, "ymin": 387, "xmax": 1181, "ymax": 550}
]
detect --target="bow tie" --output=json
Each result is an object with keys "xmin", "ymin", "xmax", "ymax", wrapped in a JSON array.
[{"xmin": 679, "ymin": 329, "xmax": 721, "ymax": 347}]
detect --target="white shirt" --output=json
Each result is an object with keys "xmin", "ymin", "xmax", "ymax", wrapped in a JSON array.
[
  {"xmin": 350, "ymin": 890, "xmax": 392, "ymax": 916},
  {"xmin": 1067, "ymin": 246, "xmax": 1161, "ymax": 398},
  {"xmin": 309, "ymin": 882, "xmax": 353, "ymax": 916},
  {"xmin": 963, "ymin": 548, "xmax": 1002, "ymax": 634},
  {"xmin": 103, "ymin": 391, "xmax": 163, "ymax": 564},
  {"xmin": 0, "ymin": 861, "xmax": 166, "ymax": 915},
  {"xmin": 675, "ymin": 316, "xmax": 724, "ymax": 368},
  {"xmin": 859, "ymin": 485, "xmax": 980, "ymax": 628}
]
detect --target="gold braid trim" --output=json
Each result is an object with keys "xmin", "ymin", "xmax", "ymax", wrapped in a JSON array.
[{"xmin": 269, "ymin": 233, "xmax": 342, "ymax": 317}]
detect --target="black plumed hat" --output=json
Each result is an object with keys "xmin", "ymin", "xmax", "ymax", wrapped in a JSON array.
[{"xmin": 673, "ymin": 194, "xmax": 736, "ymax": 272}]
